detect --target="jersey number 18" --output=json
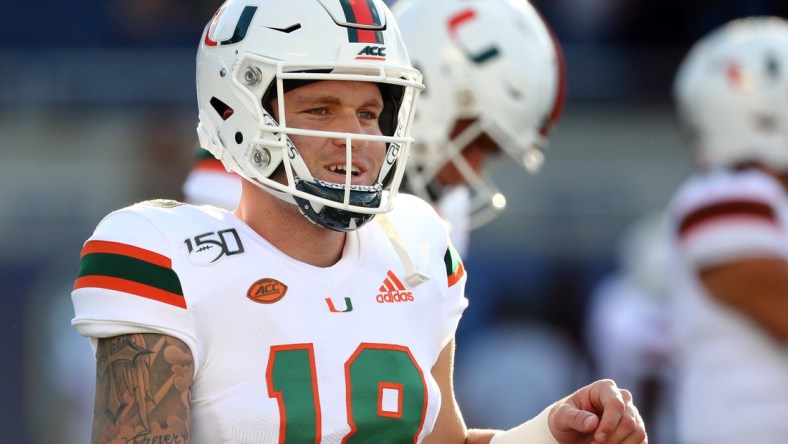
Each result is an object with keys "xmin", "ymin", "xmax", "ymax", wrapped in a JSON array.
[{"xmin": 267, "ymin": 342, "xmax": 428, "ymax": 443}]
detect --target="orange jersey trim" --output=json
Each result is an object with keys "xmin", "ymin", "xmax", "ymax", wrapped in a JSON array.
[{"xmin": 447, "ymin": 261, "xmax": 465, "ymax": 288}]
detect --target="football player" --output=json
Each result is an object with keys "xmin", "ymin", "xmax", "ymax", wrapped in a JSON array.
[
  {"xmin": 72, "ymin": 0, "xmax": 646, "ymax": 443},
  {"xmin": 669, "ymin": 16, "xmax": 788, "ymax": 444},
  {"xmin": 392, "ymin": 0, "xmax": 565, "ymax": 255}
]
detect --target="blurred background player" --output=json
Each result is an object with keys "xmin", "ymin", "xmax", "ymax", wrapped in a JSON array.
[
  {"xmin": 668, "ymin": 16, "xmax": 788, "ymax": 444},
  {"xmin": 392, "ymin": 0, "xmax": 565, "ymax": 257},
  {"xmin": 182, "ymin": 147, "xmax": 241, "ymax": 209}
]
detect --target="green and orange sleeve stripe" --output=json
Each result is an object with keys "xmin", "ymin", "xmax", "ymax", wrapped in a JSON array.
[
  {"xmin": 444, "ymin": 245, "xmax": 465, "ymax": 288},
  {"xmin": 73, "ymin": 240, "xmax": 186, "ymax": 309}
]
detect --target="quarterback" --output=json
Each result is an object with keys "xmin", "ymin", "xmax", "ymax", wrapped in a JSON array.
[{"xmin": 72, "ymin": 0, "xmax": 647, "ymax": 443}]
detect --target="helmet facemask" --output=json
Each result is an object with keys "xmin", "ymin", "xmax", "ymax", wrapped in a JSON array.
[
  {"xmin": 243, "ymin": 59, "xmax": 420, "ymax": 231},
  {"xmin": 408, "ymin": 119, "xmax": 509, "ymax": 229}
]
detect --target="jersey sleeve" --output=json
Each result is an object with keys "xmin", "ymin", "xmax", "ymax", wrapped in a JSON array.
[
  {"xmin": 669, "ymin": 170, "xmax": 788, "ymax": 268},
  {"xmin": 440, "ymin": 240, "xmax": 468, "ymax": 349},
  {"xmin": 71, "ymin": 205, "xmax": 200, "ymax": 367},
  {"xmin": 388, "ymin": 194, "xmax": 469, "ymax": 350}
]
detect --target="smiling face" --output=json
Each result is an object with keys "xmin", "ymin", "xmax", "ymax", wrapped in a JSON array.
[{"xmin": 271, "ymin": 80, "xmax": 388, "ymax": 187}]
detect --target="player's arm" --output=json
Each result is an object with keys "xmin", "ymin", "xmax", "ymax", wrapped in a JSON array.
[
  {"xmin": 700, "ymin": 256, "xmax": 788, "ymax": 341},
  {"xmin": 423, "ymin": 337, "xmax": 496, "ymax": 444},
  {"xmin": 90, "ymin": 333, "xmax": 193, "ymax": 444}
]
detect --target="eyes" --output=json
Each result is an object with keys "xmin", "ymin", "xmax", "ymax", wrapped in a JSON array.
[
  {"xmin": 358, "ymin": 110, "xmax": 377, "ymax": 120},
  {"xmin": 293, "ymin": 104, "xmax": 383, "ymax": 136},
  {"xmin": 306, "ymin": 107, "xmax": 379, "ymax": 121}
]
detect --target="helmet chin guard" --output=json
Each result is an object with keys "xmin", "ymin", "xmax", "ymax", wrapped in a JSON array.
[{"xmin": 294, "ymin": 180, "xmax": 383, "ymax": 231}]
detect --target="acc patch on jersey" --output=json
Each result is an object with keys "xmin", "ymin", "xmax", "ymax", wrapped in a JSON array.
[{"xmin": 247, "ymin": 278, "xmax": 288, "ymax": 304}]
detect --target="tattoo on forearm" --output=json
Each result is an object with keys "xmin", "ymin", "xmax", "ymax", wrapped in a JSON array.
[{"xmin": 92, "ymin": 334, "xmax": 193, "ymax": 444}]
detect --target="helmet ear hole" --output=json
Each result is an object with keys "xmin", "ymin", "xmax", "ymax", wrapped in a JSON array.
[
  {"xmin": 235, "ymin": 132, "xmax": 244, "ymax": 144},
  {"xmin": 210, "ymin": 97, "xmax": 235, "ymax": 121}
]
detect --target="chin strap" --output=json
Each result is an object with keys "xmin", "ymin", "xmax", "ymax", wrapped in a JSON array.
[{"xmin": 376, "ymin": 214, "xmax": 431, "ymax": 287}]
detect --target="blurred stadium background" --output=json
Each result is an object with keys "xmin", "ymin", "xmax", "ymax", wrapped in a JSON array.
[{"xmin": 2, "ymin": 1, "xmax": 787, "ymax": 442}]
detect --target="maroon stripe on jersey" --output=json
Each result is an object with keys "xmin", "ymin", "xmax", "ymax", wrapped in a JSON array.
[{"xmin": 678, "ymin": 199, "xmax": 777, "ymax": 238}]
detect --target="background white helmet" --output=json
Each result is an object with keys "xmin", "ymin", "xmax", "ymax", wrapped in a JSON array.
[
  {"xmin": 392, "ymin": 0, "xmax": 566, "ymax": 228},
  {"xmin": 196, "ymin": 0, "xmax": 423, "ymax": 231},
  {"xmin": 674, "ymin": 16, "xmax": 788, "ymax": 171}
]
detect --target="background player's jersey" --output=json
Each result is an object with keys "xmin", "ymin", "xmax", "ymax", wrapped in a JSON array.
[
  {"xmin": 182, "ymin": 153, "xmax": 240, "ymax": 210},
  {"xmin": 72, "ymin": 194, "xmax": 467, "ymax": 444},
  {"xmin": 667, "ymin": 168, "xmax": 788, "ymax": 443}
]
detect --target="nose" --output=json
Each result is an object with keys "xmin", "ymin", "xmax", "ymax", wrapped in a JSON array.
[{"xmin": 332, "ymin": 111, "xmax": 370, "ymax": 150}]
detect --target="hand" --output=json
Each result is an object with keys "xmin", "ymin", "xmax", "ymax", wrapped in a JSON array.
[{"xmin": 548, "ymin": 379, "xmax": 647, "ymax": 444}]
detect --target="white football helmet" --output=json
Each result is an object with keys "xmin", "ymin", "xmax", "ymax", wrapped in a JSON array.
[
  {"xmin": 196, "ymin": 0, "xmax": 423, "ymax": 231},
  {"xmin": 674, "ymin": 16, "xmax": 788, "ymax": 171},
  {"xmin": 393, "ymin": 0, "xmax": 565, "ymax": 228}
]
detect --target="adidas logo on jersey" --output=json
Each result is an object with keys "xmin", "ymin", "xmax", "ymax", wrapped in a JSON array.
[{"xmin": 376, "ymin": 270, "xmax": 414, "ymax": 303}]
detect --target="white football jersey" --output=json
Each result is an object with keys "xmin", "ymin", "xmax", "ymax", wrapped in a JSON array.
[
  {"xmin": 72, "ymin": 194, "xmax": 468, "ymax": 444},
  {"xmin": 667, "ymin": 168, "xmax": 788, "ymax": 443}
]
